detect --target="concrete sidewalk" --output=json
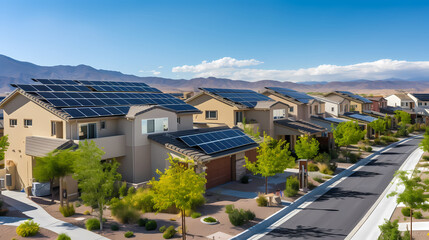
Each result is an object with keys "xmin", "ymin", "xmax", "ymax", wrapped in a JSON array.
[{"xmin": 1, "ymin": 190, "xmax": 109, "ymax": 240}]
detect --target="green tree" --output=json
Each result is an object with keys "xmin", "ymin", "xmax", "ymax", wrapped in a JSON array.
[
  {"xmin": 33, "ymin": 149, "xmax": 74, "ymax": 203},
  {"xmin": 395, "ymin": 110, "xmax": 411, "ymax": 126},
  {"xmin": 244, "ymin": 134, "xmax": 295, "ymax": 194},
  {"xmin": 369, "ymin": 118, "xmax": 386, "ymax": 139},
  {"xmin": 0, "ymin": 135, "xmax": 9, "ymax": 161},
  {"xmin": 73, "ymin": 140, "xmax": 121, "ymax": 231},
  {"xmin": 333, "ymin": 121, "xmax": 366, "ymax": 161},
  {"xmin": 388, "ymin": 171, "xmax": 429, "ymax": 240},
  {"xmin": 150, "ymin": 155, "xmax": 206, "ymax": 240},
  {"xmin": 419, "ymin": 132, "xmax": 429, "ymax": 152},
  {"xmin": 294, "ymin": 135, "xmax": 319, "ymax": 160},
  {"xmin": 378, "ymin": 219, "xmax": 402, "ymax": 240}
]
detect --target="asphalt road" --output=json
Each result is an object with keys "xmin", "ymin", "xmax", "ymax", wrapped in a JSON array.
[{"xmin": 262, "ymin": 137, "xmax": 422, "ymax": 240}]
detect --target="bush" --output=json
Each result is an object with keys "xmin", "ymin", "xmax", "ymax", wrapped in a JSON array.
[
  {"xmin": 407, "ymin": 125, "xmax": 415, "ymax": 134},
  {"xmin": 129, "ymin": 188, "xmax": 155, "ymax": 213},
  {"xmin": 137, "ymin": 218, "xmax": 148, "ymax": 227},
  {"xmin": 365, "ymin": 146, "xmax": 373, "ymax": 152},
  {"xmin": 307, "ymin": 162, "xmax": 319, "ymax": 172},
  {"xmin": 240, "ymin": 175, "xmax": 249, "ymax": 184},
  {"xmin": 285, "ymin": 176, "xmax": 299, "ymax": 197},
  {"xmin": 110, "ymin": 198, "xmax": 140, "ymax": 224},
  {"xmin": 314, "ymin": 152, "xmax": 331, "ymax": 163},
  {"xmin": 190, "ymin": 194, "xmax": 206, "ymax": 210},
  {"xmin": 243, "ymin": 209, "xmax": 255, "ymax": 221},
  {"xmin": 313, "ymin": 177, "xmax": 323, "ymax": 183},
  {"xmin": 378, "ymin": 219, "xmax": 401, "ymax": 240},
  {"xmin": 145, "ymin": 220, "xmax": 157, "ymax": 231},
  {"xmin": 127, "ymin": 186, "xmax": 136, "ymax": 196},
  {"xmin": 348, "ymin": 153, "xmax": 359, "ymax": 163},
  {"xmin": 413, "ymin": 211, "xmax": 423, "ymax": 219},
  {"xmin": 423, "ymin": 156, "xmax": 429, "ymax": 161},
  {"xmin": 16, "ymin": 220, "xmax": 40, "ymax": 237},
  {"xmin": 318, "ymin": 163, "xmax": 334, "ymax": 175},
  {"xmin": 380, "ymin": 135, "xmax": 399, "ymax": 143},
  {"xmin": 119, "ymin": 182, "xmax": 128, "ymax": 197},
  {"xmin": 225, "ymin": 204, "xmax": 234, "ymax": 214},
  {"xmin": 110, "ymin": 223, "xmax": 120, "ymax": 231},
  {"xmin": 83, "ymin": 210, "xmax": 90, "ymax": 215},
  {"xmin": 203, "ymin": 217, "xmax": 217, "ymax": 223},
  {"xmin": 57, "ymin": 233, "xmax": 71, "ymax": 240},
  {"xmin": 256, "ymin": 194, "xmax": 268, "ymax": 207},
  {"xmin": 159, "ymin": 225, "xmax": 167, "ymax": 232},
  {"xmin": 394, "ymin": 127, "xmax": 409, "ymax": 137},
  {"xmin": 401, "ymin": 207, "xmax": 411, "ymax": 217},
  {"xmin": 74, "ymin": 201, "xmax": 81, "ymax": 208},
  {"xmin": 124, "ymin": 231, "xmax": 134, "ymax": 238},
  {"xmin": 59, "ymin": 204, "xmax": 75, "ymax": 217},
  {"xmin": 163, "ymin": 226, "xmax": 177, "ymax": 239},
  {"xmin": 191, "ymin": 212, "xmax": 201, "ymax": 219},
  {"xmin": 86, "ymin": 218, "xmax": 100, "ymax": 231},
  {"xmin": 228, "ymin": 209, "xmax": 246, "ymax": 226}
]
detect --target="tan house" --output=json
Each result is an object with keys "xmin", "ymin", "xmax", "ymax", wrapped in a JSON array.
[
  {"xmin": 0, "ymin": 80, "xmax": 257, "ymax": 197},
  {"xmin": 325, "ymin": 91, "xmax": 372, "ymax": 113}
]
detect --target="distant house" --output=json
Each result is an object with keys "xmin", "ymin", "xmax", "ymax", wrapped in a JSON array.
[
  {"xmin": 312, "ymin": 95, "xmax": 350, "ymax": 117},
  {"xmin": 385, "ymin": 93, "xmax": 415, "ymax": 110},
  {"xmin": 324, "ymin": 91, "xmax": 372, "ymax": 113},
  {"xmin": 341, "ymin": 112, "xmax": 377, "ymax": 138},
  {"xmin": 367, "ymin": 96, "xmax": 387, "ymax": 112},
  {"xmin": 407, "ymin": 93, "xmax": 429, "ymax": 123}
]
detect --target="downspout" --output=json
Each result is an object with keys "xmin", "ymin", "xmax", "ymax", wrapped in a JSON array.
[{"xmin": 132, "ymin": 119, "xmax": 135, "ymax": 183}]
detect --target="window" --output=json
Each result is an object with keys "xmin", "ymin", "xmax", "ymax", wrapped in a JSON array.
[
  {"xmin": 273, "ymin": 109, "xmax": 286, "ymax": 120},
  {"xmin": 289, "ymin": 107, "xmax": 294, "ymax": 113},
  {"xmin": 205, "ymin": 110, "xmax": 217, "ymax": 120},
  {"xmin": 235, "ymin": 111, "xmax": 243, "ymax": 124},
  {"xmin": 419, "ymin": 102, "xmax": 422, "ymax": 106},
  {"xmin": 10, "ymin": 119, "xmax": 17, "ymax": 127},
  {"xmin": 331, "ymin": 107, "xmax": 334, "ymax": 112},
  {"xmin": 51, "ymin": 122, "xmax": 56, "ymax": 136},
  {"xmin": 100, "ymin": 121, "xmax": 106, "ymax": 129},
  {"xmin": 142, "ymin": 118, "xmax": 168, "ymax": 134},
  {"xmin": 24, "ymin": 119, "xmax": 32, "ymax": 127},
  {"xmin": 406, "ymin": 102, "xmax": 409, "ymax": 106},
  {"xmin": 345, "ymin": 105, "xmax": 348, "ymax": 112},
  {"xmin": 314, "ymin": 105, "xmax": 318, "ymax": 114},
  {"xmin": 177, "ymin": 117, "xmax": 181, "ymax": 124},
  {"xmin": 79, "ymin": 123, "xmax": 97, "ymax": 140},
  {"xmin": 340, "ymin": 104, "xmax": 343, "ymax": 112},
  {"xmin": 309, "ymin": 106, "xmax": 312, "ymax": 114}
]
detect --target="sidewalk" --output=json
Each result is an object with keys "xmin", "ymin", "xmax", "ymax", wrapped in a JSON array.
[
  {"xmin": 348, "ymin": 147, "xmax": 424, "ymax": 239},
  {"xmin": 0, "ymin": 190, "xmax": 109, "ymax": 240}
]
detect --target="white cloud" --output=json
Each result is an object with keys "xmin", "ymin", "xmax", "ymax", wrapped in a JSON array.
[
  {"xmin": 139, "ymin": 70, "xmax": 161, "ymax": 76},
  {"xmin": 158, "ymin": 66, "xmax": 163, "ymax": 69},
  {"xmin": 172, "ymin": 57, "xmax": 263, "ymax": 73},
  {"xmin": 172, "ymin": 58, "xmax": 429, "ymax": 82}
]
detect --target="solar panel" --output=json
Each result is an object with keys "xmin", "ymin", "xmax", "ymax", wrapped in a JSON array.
[
  {"xmin": 63, "ymin": 106, "xmax": 130, "ymax": 118},
  {"xmin": 180, "ymin": 129, "xmax": 244, "ymax": 147},
  {"xmin": 412, "ymin": 94, "xmax": 429, "ymax": 101},
  {"xmin": 200, "ymin": 88, "xmax": 255, "ymax": 93},
  {"xmin": 201, "ymin": 88, "xmax": 273, "ymax": 108},
  {"xmin": 14, "ymin": 84, "xmax": 91, "ymax": 92},
  {"xmin": 266, "ymin": 87, "xmax": 297, "ymax": 93},
  {"xmin": 267, "ymin": 87, "xmax": 314, "ymax": 103},
  {"xmin": 324, "ymin": 117, "xmax": 346, "ymax": 123},
  {"xmin": 337, "ymin": 91, "xmax": 372, "ymax": 103},
  {"xmin": 346, "ymin": 114, "xmax": 377, "ymax": 122}
]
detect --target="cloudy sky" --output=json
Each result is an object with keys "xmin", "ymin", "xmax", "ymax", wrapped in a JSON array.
[{"xmin": 1, "ymin": 0, "xmax": 429, "ymax": 82}]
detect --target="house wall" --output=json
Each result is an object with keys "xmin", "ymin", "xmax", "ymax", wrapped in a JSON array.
[
  {"xmin": 263, "ymin": 93, "xmax": 309, "ymax": 120},
  {"xmin": 177, "ymin": 114, "xmax": 194, "ymax": 131}
]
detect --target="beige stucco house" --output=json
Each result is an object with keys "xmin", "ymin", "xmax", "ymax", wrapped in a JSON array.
[{"xmin": 324, "ymin": 91, "xmax": 372, "ymax": 113}]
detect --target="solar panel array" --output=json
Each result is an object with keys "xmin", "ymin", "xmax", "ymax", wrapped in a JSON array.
[
  {"xmin": 12, "ymin": 79, "xmax": 200, "ymax": 119},
  {"xmin": 346, "ymin": 113, "xmax": 376, "ymax": 122},
  {"xmin": 324, "ymin": 117, "xmax": 346, "ymax": 123},
  {"xmin": 412, "ymin": 94, "xmax": 429, "ymax": 101},
  {"xmin": 201, "ymin": 88, "xmax": 273, "ymax": 108},
  {"xmin": 337, "ymin": 91, "xmax": 372, "ymax": 103},
  {"xmin": 180, "ymin": 129, "xmax": 255, "ymax": 154},
  {"xmin": 267, "ymin": 87, "xmax": 314, "ymax": 104}
]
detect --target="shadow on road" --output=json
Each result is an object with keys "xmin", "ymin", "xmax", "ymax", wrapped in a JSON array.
[
  {"xmin": 348, "ymin": 170, "xmax": 381, "ymax": 178},
  {"xmin": 269, "ymin": 225, "xmax": 346, "ymax": 239},
  {"xmin": 317, "ymin": 188, "xmax": 375, "ymax": 201}
]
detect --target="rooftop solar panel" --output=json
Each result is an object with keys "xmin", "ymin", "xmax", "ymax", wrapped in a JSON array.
[
  {"xmin": 201, "ymin": 88, "xmax": 273, "ymax": 108},
  {"xmin": 267, "ymin": 87, "xmax": 314, "ymax": 104},
  {"xmin": 411, "ymin": 94, "xmax": 429, "ymax": 101},
  {"xmin": 337, "ymin": 91, "xmax": 372, "ymax": 103},
  {"xmin": 345, "ymin": 113, "xmax": 377, "ymax": 122},
  {"xmin": 324, "ymin": 117, "xmax": 346, "ymax": 123}
]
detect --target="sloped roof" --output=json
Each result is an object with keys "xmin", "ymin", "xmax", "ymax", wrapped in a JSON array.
[
  {"xmin": 264, "ymin": 87, "xmax": 315, "ymax": 104},
  {"xmin": 196, "ymin": 88, "xmax": 275, "ymax": 109},
  {"xmin": 274, "ymin": 119, "xmax": 327, "ymax": 135},
  {"xmin": 328, "ymin": 91, "xmax": 372, "ymax": 104}
]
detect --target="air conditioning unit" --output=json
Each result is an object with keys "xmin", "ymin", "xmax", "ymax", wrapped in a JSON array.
[
  {"xmin": 32, "ymin": 182, "xmax": 51, "ymax": 197},
  {"xmin": 5, "ymin": 174, "xmax": 12, "ymax": 187},
  {"xmin": 0, "ymin": 178, "xmax": 4, "ymax": 188}
]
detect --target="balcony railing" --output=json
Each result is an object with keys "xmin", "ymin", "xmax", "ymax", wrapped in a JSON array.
[{"xmin": 73, "ymin": 135, "xmax": 126, "ymax": 160}]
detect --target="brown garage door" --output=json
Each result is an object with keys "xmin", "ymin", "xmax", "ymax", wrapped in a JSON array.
[{"xmin": 205, "ymin": 156, "xmax": 231, "ymax": 189}]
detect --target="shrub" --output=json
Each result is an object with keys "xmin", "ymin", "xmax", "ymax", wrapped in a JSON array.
[
  {"xmin": 159, "ymin": 225, "xmax": 167, "ymax": 232},
  {"xmin": 130, "ymin": 188, "xmax": 155, "ymax": 213},
  {"xmin": 59, "ymin": 204, "xmax": 75, "ymax": 217},
  {"xmin": 137, "ymin": 218, "xmax": 148, "ymax": 227},
  {"xmin": 57, "ymin": 233, "xmax": 71, "ymax": 240},
  {"xmin": 191, "ymin": 212, "xmax": 201, "ymax": 219},
  {"xmin": 318, "ymin": 163, "xmax": 334, "ymax": 175},
  {"xmin": 313, "ymin": 177, "xmax": 323, "ymax": 183},
  {"xmin": 190, "ymin": 194, "xmax": 206, "ymax": 210},
  {"xmin": 307, "ymin": 162, "xmax": 319, "ymax": 172},
  {"xmin": 83, "ymin": 210, "xmax": 90, "ymax": 215},
  {"xmin": 163, "ymin": 226, "xmax": 177, "ymax": 239},
  {"xmin": 394, "ymin": 127, "xmax": 409, "ymax": 137},
  {"xmin": 401, "ymin": 207, "xmax": 411, "ymax": 217},
  {"xmin": 127, "ymin": 186, "xmax": 136, "ymax": 196},
  {"xmin": 285, "ymin": 176, "xmax": 299, "ymax": 197},
  {"xmin": 330, "ymin": 150, "xmax": 339, "ymax": 160},
  {"xmin": 407, "ymin": 125, "xmax": 415, "ymax": 134},
  {"xmin": 16, "ymin": 220, "xmax": 40, "ymax": 237},
  {"xmin": 423, "ymin": 156, "xmax": 429, "ymax": 161},
  {"xmin": 86, "ymin": 218, "xmax": 100, "ymax": 231},
  {"xmin": 226, "ymin": 205, "xmax": 255, "ymax": 226},
  {"xmin": 119, "ymin": 182, "xmax": 128, "ymax": 197},
  {"xmin": 203, "ymin": 217, "xmax": 217, "ymax": 223},
  {"xmin": 74, "ymin": 201, "xmax": 81, "ymax": 208},
  {"xmin": 413, "ymin": 211, "xmax": 423, "ymax": 219},
  {"xmin": 145, "ymin": 220, "xmax": 157, "ymax": 231},
  {"xmin": 110, "ymin": 223, "xmax": 120, "ymax": 231},
  {"xmin": 124, "ymin": 231, "xmax": 134, "ymax": 238},
  {"xmin": 365, "ymin": 146, "xmax": 373, "ymax": 152},
  {"xmin": 243, "ymin": 209, "xmax": 255, "ymax": 221},
  {"xmin": 240, "ymin": 175, "xmax": 249, "ymax": 184},
  {"xmin": 380, "ymin": 136, "xmax": 399, "ymax": 143},
  {"xmin": 110, "ymin": 198, "xmax": 140, "ymax": 224},
  {"xmin": 256, "ymin": 194, "xmax": 268, "ymax": 207},
  {"xmin": 225, "ymin": 204, "xmax": 234, "ymax": 214},
  {"xmin": 348, "ymin": 153, "xmax": 359, "ymax": 163},
  {"xmin": 314, "ymin": 152, "xmax": 331, "ymax": 163},
  {"xmin": 378, "ymin": 219, "xmax": 401, "ymax": 240}
]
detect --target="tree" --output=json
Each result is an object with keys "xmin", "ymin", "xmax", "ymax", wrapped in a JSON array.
[
  {"xmin": 387, "ymin": 171, "xmax": 429, "ymax": 240},
  {"xmin": 369, "ymin": 118, "xmax": 386, "ymax": 139},
  {"xmin": 244, "ymin": 134, "xmax": 295, "ymax": 194},
  {"xmin": 419, "ymin": 131, "xmax": 429, "ymax": 152},
  {"xmin": 395, "ymin": 110, "xmax": 411, "ymax": 126},
  {"xmin": 33, "ymin": 149, "xmax": 74, "ymax": 203},
  {"xmin": 294, "ymin": 135, "xmax": 319, "ymax": 160},
  {"xmin": 333, "ymin": 121, "xmax": 366, "ymax": 161},
  {"xmin": 73, "ymin": 140, "xmax": 121, "ymax": 231},
  {"xmin": 378, "ymin": 219, "xmax": 403, "ymax": 240},
  {"xmin": 150, "ymin": 155, "xmax": 206, "ymax": 240},
  {"xmin": 0, "ymin": 135, "xmax": 9, "ymax": 161}
]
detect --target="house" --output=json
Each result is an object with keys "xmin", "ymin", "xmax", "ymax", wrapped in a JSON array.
[
  {"xmin": 0, "ymin": 79, "xmax": 258, "ymax": 196},
  {"xmin": 186, "ymin": 88, "xmax": 328, "ymax": 151},
  {"xmin": 385, "ymin": 93, "xmax": 414, "ymax": 110},
  {"xmin": 367, "ymin": 96, "xmax": 387, "ymax": 112},
  {"xmin": 261, "ymin": 87, "xmax": 325, "ymax": 121},
  {"xmin": 324, "ymin": 91, "xmax": 372, "ymax": 113},
  {"xmin": 312, "ymin": 95, "xmax": 350, "ymax": 117},
  {"xmin": 407, "ymin": 93, "xmax": 429, "ymax": 123},
  {"xmin": 341, "ymin": 112, "xmax": 377, "ymax": 138}
]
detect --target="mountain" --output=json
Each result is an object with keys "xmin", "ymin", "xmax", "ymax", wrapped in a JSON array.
[{"xmin": 1, "ymin": 54, "xmax": 429, "ymax": 94}]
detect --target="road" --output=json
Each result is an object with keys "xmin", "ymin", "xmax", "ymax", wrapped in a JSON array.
[{"xmin": 261, "ymin": 137, "xmax": 422, "ymax": 240}]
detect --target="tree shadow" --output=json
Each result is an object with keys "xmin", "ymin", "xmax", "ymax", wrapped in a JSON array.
[
  {"xmin": 366, "ymin": 161, "xmax": 396, "ymax": 167},
  {"xmin": 317, "ymin": 188, "xmax": 375, "ymax": 201},
  {"xmin": 348, "ymin": 170, "xmax": 381, "ymax": 178},
  {"xmin": 268, "ymin": 225, "xmax": 346, "ymax": 239}
]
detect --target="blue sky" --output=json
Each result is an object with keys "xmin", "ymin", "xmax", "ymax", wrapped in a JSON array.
[{"xmin": 1, "ymin": 0, "xmax": 429, "ymax": 82}]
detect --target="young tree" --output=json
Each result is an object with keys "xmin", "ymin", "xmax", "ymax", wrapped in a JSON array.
[
  {"xmin": 378, "ymin": 219, "xmax": 403, "ymax": 240},
  {"xmin": 294, "ymin": 135, "xmax": 319, "ymax": 160},
  {"xmin": 333, "ymin": 121, "xmax": 366, "ymax": 161},
  {"xmin": 73, "ymin": 140, "xmax": 121, "ymax": 231},
  {"xmin": 388, "ymin": 171, "xmax": 429, "ymax": 240},
  {"xmin": 150, "ymin": 155, "xmax": 206, "ymax": 240},
  {"xmin": 0, "ymin": 135, "xmax": 9, "ymax": 161},
  {"xmin": 369, "ymin": 118, "xmax": 386, "ymax": 139},
  {"xmin": 244, "ymin": 134, "xmax": 295, "ymax": 194},
  {"xmin": 395, "ymin": 110, "xmax": 411, "ymax": 126}
]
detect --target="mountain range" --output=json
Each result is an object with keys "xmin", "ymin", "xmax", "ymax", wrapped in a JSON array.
[{"xmin": 1, "ymin": 54, "xmax": 428, "ymax": 95}]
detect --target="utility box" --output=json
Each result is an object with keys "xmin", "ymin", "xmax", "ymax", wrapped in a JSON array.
[
  {"xmin": 32, "ymin": 182, "xmax": 51, "ymax": 197},
  {"xmin": 5, "ymin": 174, "xmax": 12, "ymax": 187},
  {"xmin": 298, "ymin": 159, "xmax": 308, "ymax": 192}
]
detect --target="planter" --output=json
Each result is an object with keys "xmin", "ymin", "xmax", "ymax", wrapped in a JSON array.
[{"xmin": 200, "ymin": 216, "xmax": 218, "ymax": 225}]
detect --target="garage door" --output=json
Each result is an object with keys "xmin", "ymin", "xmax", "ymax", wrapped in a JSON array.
[{"xmin": 205, "ymin": 156, "xmax": 231, "ymax": 189}]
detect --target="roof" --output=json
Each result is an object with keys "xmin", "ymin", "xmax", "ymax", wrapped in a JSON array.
[
  {"xmin": 330, "ymin": 91, "xmax": 372, "ymax": 104},
  {"xmin": 387, "ymin": 93, "xmax": 413, "ymax": 101},
  {"xmin": 197, "ymin": 88, "xmax": 274, "ymax": 109},
  {"xmin": 148, "ymin": 126, "xmax": 259, "ymax": 162},
  {"xmin": 274, "ymin": 119, "xmax": 327, "ymax": 134},
  {"xmin": 2, "ymin": 79, "xmax": 200, "ymax": 120},
  {"xmin": 380, "ymin": 106, "xmax": 415, "ymax": 115},
  {"xmin": 264, "ymin": 87, "xmax": 315, "ymax": 104},
  {"xmin": 253, "ymin": 101, "xmax": 288, "ymax": 110},
  {"xmin": 367, "ymin": 96, "xmax": 386, "ymax": 102},
  {"xmin": 25, "ymin": 136, "xmax": 77, "ymax": 157},
  {"xmin": 313, "ymin": 95, "xmax": 345, "ymax": 104},
  {"xmin": 410, "ymin": 93, "xmax": 429, "ymax": 101},
  {"xmin": 362, "ymin": 110, "xmax": 394, "ymax": 118},
  {"xmin": 342, "ymin": 112, "xmax": 377, "ymax": 122}
]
